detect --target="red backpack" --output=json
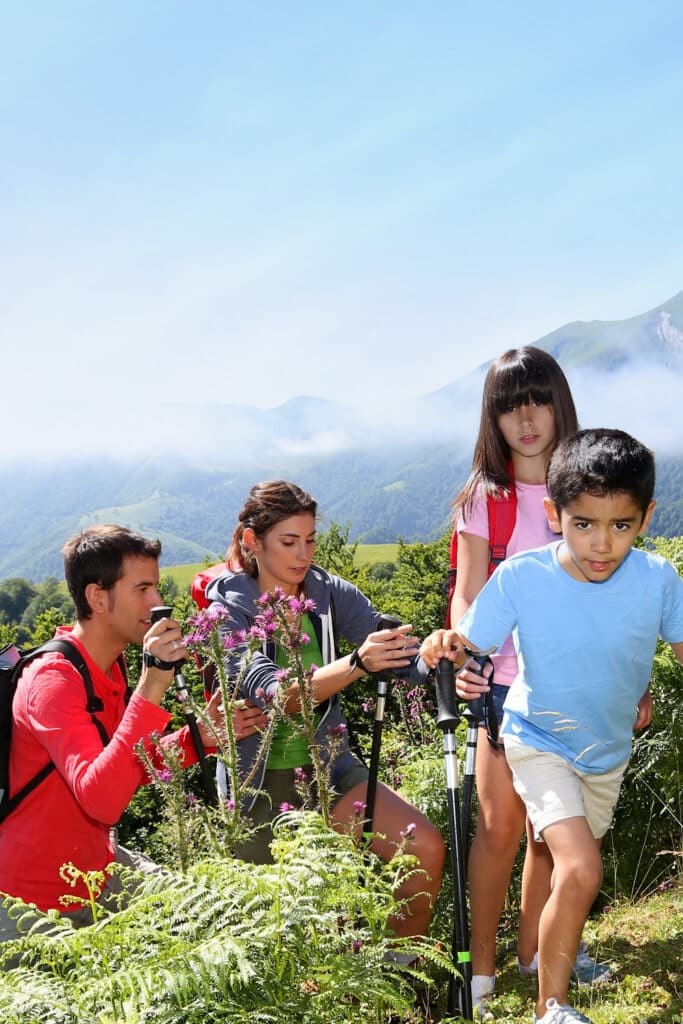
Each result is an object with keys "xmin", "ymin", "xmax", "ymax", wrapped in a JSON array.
[
  {"xmin": 191, "ymin": 562, "xmax": 232, "ymax": 611},
  {"xmin": 444, "ymin": 480, "xmax": 517, "ymax": 628}
]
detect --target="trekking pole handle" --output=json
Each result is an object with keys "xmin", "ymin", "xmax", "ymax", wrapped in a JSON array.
[
  {"xmin": 435, "ymin": 656, "xmax": 460, "ymax": 731},
  {"xmin": 378, "ymin": 613, "xmax": 402, "ymax": 633}
]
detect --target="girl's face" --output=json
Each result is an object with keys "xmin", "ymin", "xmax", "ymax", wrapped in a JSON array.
[
  {"xmin": 251, "ymin": 512, "xmax": 316, "ymax": 595},
  {"xmin": 497, "ymin": 401, "xmax": 556, "ymax": 463}
]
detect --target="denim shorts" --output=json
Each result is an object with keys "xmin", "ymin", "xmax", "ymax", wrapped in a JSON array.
[{"xmin": 474, "ymin": 682, "xmax": 509, "ymax": 747}]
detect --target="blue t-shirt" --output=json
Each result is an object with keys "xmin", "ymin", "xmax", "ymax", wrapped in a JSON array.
[{"xmin": 458, "ymin": 541, "xmax": 683, "ymax": 774}]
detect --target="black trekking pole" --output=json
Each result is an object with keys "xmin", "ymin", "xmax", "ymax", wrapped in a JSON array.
[
  {"xmin": 363, "ymin": 613, "xmax": 402, "ymax": 842},
  {"xmin": 150, "ymin": 606, "xmax": 217, "ymax": 805},
  {"xmin": 460, "ymin": 650, "xmax": 499, "ymax": 856},
  {"xmin": 435, "ymin": 655, "xmax": 473, "ymax": 1021}
]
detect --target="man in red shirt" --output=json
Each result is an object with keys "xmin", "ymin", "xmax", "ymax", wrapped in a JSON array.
[{"xmin": 0, "ymin": 524, "xmax": 264, "ymax": 946}]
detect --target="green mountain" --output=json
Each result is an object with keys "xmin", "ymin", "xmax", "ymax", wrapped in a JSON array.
[{"xmin": 1, "ymin": 292, "xmax": 682, "ymax": 582}]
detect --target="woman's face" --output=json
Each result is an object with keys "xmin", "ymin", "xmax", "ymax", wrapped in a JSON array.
[{"xmin": 252, "ymin": 512, "xmax": 316, "ymax": 595}]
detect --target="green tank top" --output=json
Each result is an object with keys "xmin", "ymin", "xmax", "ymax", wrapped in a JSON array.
[{"xmin": 267, "ymin": 613, "xmax": 323, "ymax": 769}]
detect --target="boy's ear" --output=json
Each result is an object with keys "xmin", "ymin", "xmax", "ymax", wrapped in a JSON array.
[
  {"xmin": 544, "ymin": 497, "xmax": 562, "ymax": 534},
  {"xmin": 639, "ymin": 500, "xmax": 656, "ymax": 535}
]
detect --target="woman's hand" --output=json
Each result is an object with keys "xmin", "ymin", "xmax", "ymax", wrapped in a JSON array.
[{"xmin": 355, "ymin": 623, "xmax": 420, "ymax": 675}]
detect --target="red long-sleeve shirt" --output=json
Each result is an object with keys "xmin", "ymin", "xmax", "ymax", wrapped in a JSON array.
[{"xmin": 0, "ymin": 628, "xmax": 200, "ymax": 912}]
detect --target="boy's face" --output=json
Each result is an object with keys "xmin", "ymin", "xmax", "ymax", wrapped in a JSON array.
[{"xmin": 544, "ymin": 491, "xmax": 655, "ymax": 584}]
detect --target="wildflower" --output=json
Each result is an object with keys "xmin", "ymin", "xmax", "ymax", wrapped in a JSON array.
[
  {"xmin": 225, "ymin": 798, "xmax": 236, "ymax": 811},
  {"xmin": 362, "ymin": 699, "xmax": 375, "ymax": 713},
  {"xmin": 299, "ymin": 979, "xmax": 319, "ymax": 994},
  {"xmin": 353, "ymin": 800, "xmax": 365, "ymax": 817},
  {"xmin": 353, "ymin": 939, "xmax": 362, "ymax": 954},
  {"xmin": 400, "ymin": 822, "xmax": 416, "ymax": 842},
  {"xmin": 257, "ymin": 587, "xmax": 286, "ymax": 607},
  {"xmin": 157, "ymin": 768, "xmax": 173, "ymax": 783},
  {"xmin": 294, "ymin": 767, "xmax": 308, "ymax": 782},
  {"xmin": 326, "ymin": 723, "xmax": 347, "ymax": 737},
  {"xmin": 186, "ymin": 793, "xmax": 198, "ymax": 806},
  {"xmin": 274, "ymin": 668, "xmax": 291, "ymax": 682},
  {"xmin": 279, "ymin": 801, "xmax": 295, "ymax": 813}
]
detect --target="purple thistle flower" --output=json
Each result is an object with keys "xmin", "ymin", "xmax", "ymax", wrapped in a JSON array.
[
  {"xmin": 225, "ymin": 798, "xmax": 236, "ymax": 811},
  {"xmin": 274, "ymin": 668, "xmax": 291, "ymax": 682},
  {"xmin": 186, "ymin": 792, "xmax": 198, "ymax": 806},
  {"xmin": 326, "ymin": 723, "xmax": 347, "ymax": 737},
  {"xmin": 294, "ymin": 767, "xmax": 308, "ymax": 782},
  {"xmin": 279, "ymin": 801, "xmax": 295, "ymax": 813},
  {"xmin": 300, "ymin": 632, "xmax": 311, "ymax": 645},
  {"xmin": 157, "ymin": 769, "xmax": 173, "ymax": 783},
  {"xmin": 353, "ymin": 939, "xmax": 362, "ymax": 954},
  {"xmin": 400, "ymin": 822, "xmax": 416, "ymax": 841},
  {"xmin": 352, "ymin": 800, "xmax": 365, "ymax": 817}
]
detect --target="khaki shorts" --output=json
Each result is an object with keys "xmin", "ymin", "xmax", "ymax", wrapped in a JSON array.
[{"xmin": 504, "ymin": 740, "xmax": 628, "ymax": 841}]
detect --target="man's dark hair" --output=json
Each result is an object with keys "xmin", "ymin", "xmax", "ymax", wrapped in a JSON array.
[
  {"xmin": 547, "ymin": 428, "xmax": 655, "ymax": 517},
  {"xmin": 62, "ymin": 525, "xmax": 162, "ymax": 620}
]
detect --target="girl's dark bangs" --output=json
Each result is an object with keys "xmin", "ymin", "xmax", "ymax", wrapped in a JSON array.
[{"xmin": 490, "ymin": 363, "xmax": 554, "ymax": 414}]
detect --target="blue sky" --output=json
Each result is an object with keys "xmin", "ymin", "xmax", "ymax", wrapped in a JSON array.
[{"xmin": 2, "ymin": 1, "xmax": 682, "ymax": 447}]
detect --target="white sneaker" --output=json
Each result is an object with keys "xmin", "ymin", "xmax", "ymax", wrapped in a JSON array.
[{"xmin": 533, "ymin": 998, "xmax": 595, "ymax": 1023}]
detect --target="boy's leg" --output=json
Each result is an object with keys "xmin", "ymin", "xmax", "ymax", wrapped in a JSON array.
[
  {"xmin": 535, "ymin": 817, "xmax": 603, "ymax": 1014},
  {"xmin": 517, "ymin": 815, "xmax": 554, "ymax": 969},
  {"xmin": 468, "ymin": 734, "xmax": 527, "ymax": 977}
]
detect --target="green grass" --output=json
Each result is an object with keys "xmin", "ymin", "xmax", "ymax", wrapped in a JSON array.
[
  {"xmin": 161, "ymin": 544, "xmax": 400, "ymax": 592},
  {"xmin": 482, "ymin": 879, "xmax": 682, "ymax": 1023}
]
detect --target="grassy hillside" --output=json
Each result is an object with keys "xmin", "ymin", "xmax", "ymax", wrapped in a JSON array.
[{"xmin": 161, "ymin": 544, "xmax": 401, "ymax": 593}]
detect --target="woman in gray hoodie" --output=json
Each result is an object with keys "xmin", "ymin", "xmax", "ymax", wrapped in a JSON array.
[{"xmin": 205, "ymin": 479, "xmax": 444, "ymax": 939}]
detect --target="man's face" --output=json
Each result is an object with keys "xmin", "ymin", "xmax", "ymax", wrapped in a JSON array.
[
  {"xmin": 104, "ymin": 555, "xmax": 163, "ymax": 645},
  {"xmin": 545, "ymin": 491, "xmax": 654, "ymax": 583}
]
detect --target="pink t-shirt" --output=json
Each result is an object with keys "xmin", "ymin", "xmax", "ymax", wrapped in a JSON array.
[{"xmin": 457, "ymin": 481, "xmax": 556, "ymax": 686}]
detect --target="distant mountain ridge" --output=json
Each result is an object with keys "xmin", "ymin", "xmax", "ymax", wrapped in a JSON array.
[{"xmin": 1, "ymin": 290, "xmax": 682, "ymax": 582}]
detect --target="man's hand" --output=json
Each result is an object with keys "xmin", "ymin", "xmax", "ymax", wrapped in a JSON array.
[
  {"xmin": 137, "ymin": 616, "xmax": 186, "ymax": 705},
  {"xmin": 198, "ymin": 692, "xmax": 270, "ymax": 746}
]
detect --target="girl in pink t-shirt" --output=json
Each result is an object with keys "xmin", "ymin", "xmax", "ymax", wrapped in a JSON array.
[{"xmin": 451, "ymin": 347, "xmax": 581, "ymax": 1012}]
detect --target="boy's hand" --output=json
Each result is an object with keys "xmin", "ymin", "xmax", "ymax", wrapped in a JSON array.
[
  {"xmin": 634, "ymin": 688, "xmax": 653, "ymax": 730},
  {"xmin": 455, "ymin": 658, "xmax": 493, "ymax": 701},
  {"xmin": 419, "ymin": 629, "xmax": 467, "ymax": 670}
]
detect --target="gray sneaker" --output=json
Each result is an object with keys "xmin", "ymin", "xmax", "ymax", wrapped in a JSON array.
[
  {"xmin": 533, "ymin": 998, "xmax": 595, "ymax": 1023},
  {"xmin": 518, "ymin": 943, "xmax": 612, "ymax": 986},
  {"xmin": 571, "ymin": 941, "xmax": 612, "ymax": 987}
]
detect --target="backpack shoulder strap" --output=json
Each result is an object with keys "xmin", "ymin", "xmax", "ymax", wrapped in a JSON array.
[
  {"xmin": 17, "ymin": 639, "xmax": 110, "ymax": 744},
  {"xmin": 486, "ymin": 482, "xmax": 518, "ymax": 575}
]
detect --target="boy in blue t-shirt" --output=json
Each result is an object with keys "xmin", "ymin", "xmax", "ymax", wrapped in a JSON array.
[{"xmin": 422, "ymin": 428, "xmax": 683, "ymax": 1024}]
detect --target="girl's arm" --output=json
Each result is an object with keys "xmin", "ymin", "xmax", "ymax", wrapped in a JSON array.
[{"xmin": 450, "ymin": 531, "xmax": 490, "ymax": 625}]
